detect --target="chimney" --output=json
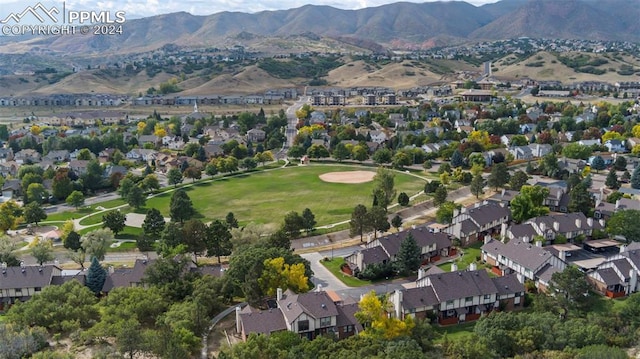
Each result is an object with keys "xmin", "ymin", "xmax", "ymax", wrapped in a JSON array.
[
  {"xmin": 469, "ymin": 262, "xmax": 477, "ymax": 271},
  {"xmin": 630, "ymin": 270, "xmax": 638, "ymax": 294},
  {"xmin": 500, "ymin": 222, "xmax": 507, "ymax": 238},
  {"xmin": 587, "ymin": 217, "xmax": 593, "ymax": 227},
  {"xmin": 501, "ymin": 188, "xmax": 505, "ymax": 196},
  {"xmin": 620, "ymin": 244, "xmax": 627, "ymax": 254},
  {"xmin": 235, "ymin": 306, "xmax": 242, "ymax": 334},
  {"xmin": 451, "ymin": 263, "xmax": 458, "ymax": 272},
  {"xmin": 575, "ymin": 218, "xmax": 582, "ymax": 229},
  {"xmin": 536, "ymin": 240, "xmax": 542, "ymax": 247},
  {"xmin": 615, "ymin": 199, "xmax": 621, "ymax": 210},
  {"xmin": 393, "ymin": 289, "xmax": 403, "ymax": 319},
  {"xmin": 108, "ymin": 266, "xmax": 114, "ymax": 274},
  {"xmin": 599, "ymin": 219, "xmax": 605, "ymax": 227},
  {"xmin": 277, "ymin": 287, "xmax": 283, "ymax": 301},
  {"xmin": 484, "ymin": 236, "xmax": 492, "ymax": 245},
  {"xmin": 559, "ymin": 251, "xmax": 566, "ymax": 261},
  {"xmin": 316, "ymin": 284, "xmax": 323, "ymax": 292},
  {"xmin": 418, "ymin": 267, "xmax": 426, "ymax": 280},
  {"xmin": 453, "ymin": 208, "xmax": 460, "ymax": 218},
  {"xmin": 539, "ymin": 222, "xmax": 546, "ymax": 233},
  {"xmin": 553, "ymin": 221, "xmax": 560, "ymax": 231}
]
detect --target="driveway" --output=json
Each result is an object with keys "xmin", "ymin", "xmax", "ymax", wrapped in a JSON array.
[{"xmin": 301, "ymin": 252, "xmax": 348, "ymax": 291}]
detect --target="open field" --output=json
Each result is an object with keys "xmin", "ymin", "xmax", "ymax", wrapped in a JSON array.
[{"xmin": 144, "ymin": 165, "xmax": 427, "ymax": 230}]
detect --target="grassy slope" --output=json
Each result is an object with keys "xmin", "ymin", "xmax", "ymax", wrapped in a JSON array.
[{"xmin": 144, "ymin": 165, "xmax": 426, "ymax": 230}]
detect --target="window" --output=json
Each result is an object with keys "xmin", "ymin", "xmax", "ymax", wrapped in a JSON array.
[
  {"xmin": 320, "ymin": 317, "xmax": 332, "ymax": 327},
  {"xmin": 34, "ymin": 287, "xmax": 42, "ymax": 292},
  {"xmin": 15, "ymin": 288, "xmax": 22, "ymax": 294},
  {"xmin": 465, "ymin": 296, "xmax": 473, "ymax": 302},
  {"xmin": 446, "ymin": 300, "xmax": 454, "ymax": 306},
  {"xmin": 344, "ymin": 325, "xmax": 354, "ymax": 333},
  {"xmin": 483, "ymin": 294, "xmax": 491, "ymax": 300},
  {"xmin": 298, "ymin": 320, "xmax": 309, "ymax": 332}
]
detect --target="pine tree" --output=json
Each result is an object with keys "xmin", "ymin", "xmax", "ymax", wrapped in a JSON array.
[
  {"xmin": 393, "ymin": 233, "xmax": 421, "ymax": 276},
  {"xmin": 391, "ymin": 214, "xmax": 403, "ymax": 232},
  {"xmin": 487, "ymin": 163, "xmax": 509, "ymax": 190},
  {"xmin": 450, "ymin": 150, "xmax": 464, "ymax": 168},
  {"xmin": 632, "ymin": 166, "xmax": 640, "ymax": 189},
  {"xmin": 591, "ymin": 155, "xmax": 606, "ymax": 173},
  {"xmin": 85, "ymin": 257, "xmax": 107, "ymax": 295},
  {"xmin": 605, "ymin": 168, "xmax": 619, "ymax": 189},
  {"xmin": 169, "ymin": 189, "xmax": 195, "ymax": 223}
]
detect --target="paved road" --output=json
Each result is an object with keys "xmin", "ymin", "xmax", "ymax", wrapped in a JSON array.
[{"xmin": 284, "ymin": 96, "xmax": 310, "ymax": 148}]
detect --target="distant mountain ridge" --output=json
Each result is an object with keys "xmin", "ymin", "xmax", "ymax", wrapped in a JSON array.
[{"xmin": 1, "ymin": 0, "xmax": 638, "ymax": 56}]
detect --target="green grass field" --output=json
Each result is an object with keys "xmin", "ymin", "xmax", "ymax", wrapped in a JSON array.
[
  {"xmin": 321, "ymin": 258, "xmax": 371, "ymax": 287},
  {"xmin": 144, "ymin": 165, "xmax": 427, "ymax": 228}
]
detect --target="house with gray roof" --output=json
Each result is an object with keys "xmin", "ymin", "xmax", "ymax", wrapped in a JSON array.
[
  {"xmin": 594, "ymin": 198, "xmax": 640, "ymax": 220},
  {"xmin": 345, "ymin": 226, "xmax": 453, "ymax": 272},
  {"xmin": 396, "ymin": 267, "xmax": 524, "ymax": 325},
  {"xmin": 481, "ymin": 238, "xmax": 566, "ymax": 291},
  {"xmin": 588, "ymin": 243, "xmax": 640, "ymax": 298},
  {"xmin": 507, "ymin": 212, "xmax": 605, "ymax": 244},
  {"xmin": 237, "ymin": 288, "xmax": 361, "ymax": 341},
  {"xmin": 444, "ymin": 201, "xmax": 511, "ymax": 246}
]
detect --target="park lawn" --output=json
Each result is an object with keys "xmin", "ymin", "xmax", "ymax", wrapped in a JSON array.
[
  {"xmin": 144, "ymin": 165, "xmax": 427, "ymax": 228},
  {"xmin": 320, "ymin": 258, "xmax": 372, "ymax": 287},
  {"xmin": 438, "ymin": 242, "xmax": 483, "ymax": 272},
  {"xmin": 79, "ymin": 207, "xmax": 133, "ymax": 226},
  {"xmin": 45, "ymin": 207, "xmax": 94, "ymax": 222},
  {"xmin": 107, "ymin": 240, "xmax": 138, "ymax": 252},
  {"xmin": 115, "ymin": 226, "xmax": 143, "ymax": 239}
]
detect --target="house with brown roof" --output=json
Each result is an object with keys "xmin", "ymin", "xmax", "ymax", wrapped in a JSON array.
[
  {"xmin": 0, "ymin": 264, "xmax": 61, "ymax": 308},
  {"xmin": 237, "ymin": 288, "xmax": 362, "ymax": 341},
  {"xmin": 344, "ymin": 226, "xmax": 453, "ymax": 272},
  {"xmin": 444, "ymin": 201, "xmax": 511, "ymax": 246},
  {"xmin": 392, "ymin": 266, "xmax": 524, "ymax": 325}
]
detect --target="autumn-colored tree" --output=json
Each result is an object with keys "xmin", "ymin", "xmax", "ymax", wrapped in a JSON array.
[
  {"xmin": 258, "ymin": 257, "xmax": 309, "ymax": 297},
  {"xmin": 355, "ymin": 290, "xmax": 414, "ymax": 340}
]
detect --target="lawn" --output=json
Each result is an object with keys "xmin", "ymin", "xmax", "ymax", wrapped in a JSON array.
[
  {"xmin": 320, "ymin": 257, "xmax": 371, "ymax": 287},
  {"xmin": 433, "ymin": 321, "xmax": 476, "ymax": 343},
  {"xmin": 438, "ymin": 242, "xmax": 483, "ymax": 272},
  {"xmin": 144, "ymin": 165, "xmax": 427, "ymax": 228}
]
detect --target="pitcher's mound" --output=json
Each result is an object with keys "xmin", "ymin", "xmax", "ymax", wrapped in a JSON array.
[{"xmin": 319, "ymin": 171, "xmax": 376, "ymax": 184}]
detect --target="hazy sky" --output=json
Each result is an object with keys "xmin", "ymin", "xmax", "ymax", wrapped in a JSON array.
[{"xmin": 0, "ymin": 0, "xmax": 501, "ymax": 20}]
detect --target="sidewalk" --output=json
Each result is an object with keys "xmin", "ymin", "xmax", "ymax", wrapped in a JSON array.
[{"xmin": 291, "ymin": 186, "xmax": 472, "ymax": 251}]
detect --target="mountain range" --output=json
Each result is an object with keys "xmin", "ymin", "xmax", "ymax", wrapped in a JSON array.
[{"xmin": 0, "ymin": 0, "xmax": 638, "ymax": 57}]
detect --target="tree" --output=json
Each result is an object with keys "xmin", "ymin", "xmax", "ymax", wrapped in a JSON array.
[
  {"xmin": 368, "ymin": 206, "xmax": 390, "ymax": 240},
  {"xmin": 82, "ymin": 160, "xmax": 104, "ymax": 192},
  {"xmin": 182, "ymin": 219, "xmax": 208, "ymax": 262},
  {"xmin": 26, "ymin": 183, "xmax": 47, "ymax": 204},
  {"xmin": 470, "ymin": 173, "xmax": 484, "ymax": 199},
  {"xmin": 142, "ymin": 208, "xmax": 166, "ymax": 239},
  {"xmin": 282, "ymin": 211, "xmax": 304, "ymax": 237},
  {"xmin": 372, "ymin": 167, "xmax": 396, "ymax": 212},
  {"xmin": 66, "ymin": 190, "xmax": 85, "ymax": 209},
  {"xmin": 393, "ymin": 234, "xmax": 421, "ymax": 276},
  {"xmin": 184, "ymin": 166, "xmax": 202, "ymax": 182},
  {"xmin": 167, "ymin": 168, "xmax": 183, "ymax": 188},
  {"xmin": 607, "ymin": 210, "xmax": 640, "ymax": 242},
  {"xmin": 424, "ymin": 180, "xmax": 441, "ymax": 194},
  {"xmin": 52, "ymin": 169, "xmax": 74, "ymax": 200},
  {"xmin": 301, "ymin": 208, "xmax": 316, "ymax": 233},
  {"xmin": 205, "ymin": 219, "xmax": 232, "ymax": 264},
  {"xmin": 450, "ymin": 150, "xmax": 464, "ymax": 168},
  {"xmin": 436, "ymin": 201, "xmax": 458, "ymax": 224},
  {"xmin": 509, "ymin": 170, "xmax": 528, "ymax": 191},
  {"xmin": 632, "ymin": 166, "xmax": 640, "ymax": 189},
  {"xmin": 614, "ymin": 155, "xmax": 627, "ymax": 171},
  {"xmin": 23, "ymin": 202, "xmax": 47, "ymax": 226},
  {"xmin": 433, "ymin": 185, "xmax": 447, "ymax": 206},
  {"xmin": 241, "ymin": 157, "xmax": 257, "ymax": 171},
  {"xmin": 102, "ymin": 210, "xmax": 126, "ymax": 236},
  {"xmin": 141, "ymin": 174, "xmax": 160, "ymax": 192},
  {"xmin": 306, "ymin": 144, "xmax": 329, "ymax": 159},
  {"xmin": 85, "ymin": 256, "xmax": 107, "ymax": 294},
  {"xmin": 568, "ymin": 182, "xmax": 593, "ymax": 216},
  {"xmin": 350, "ymin": 204, "xmax": 371, "ymax": 242},
  {"xmin": 356, "ymin": 291, "xmax": 414, "ymax": 339},
  {"xmin": 391, "ymin": 214, "xmax": 403, "ymax": 232},
  {"xmin": 30, "ymin": 237, "xmax": 54, "ymax": 265},
  {"xmin": 541, "ymin": 152, "xmax": 560, "ymax": 178},
  {"xmin": 0, "ymin": 235, "xmax": 19, "ymax": 266},
  {"xmin": 118, "ymin": 177, "xmax": 135, "ymax": 200},
  {"xmin": 287, "ymin": 145, "xmax": 305, "ymax": 159},
  {"xmin": 169, "ymin": 189, "xmax": 195, "ymax": 223},
  {"xmin": 225, "ymin": 212, "xmax": 239, "ymax": 228},
  {"xmin": 259, "ymin": 257, "xmax": 309, "ymax": 297},
  {"xmin": 487, "ymin": 163, "xmax": 509, "ymax": 190},
  {"xmin": 0, "ymin": 201, "xmax": 22, "ymax": 233},
  {"xmin": 510, "ymin": 185, "xmax": 550, "ymax": 223},
  {"xmin": 372, "ymin": 148, "xmax": 392, "ymax": 165},
  {"xmin": 332, "ymin": 142, "xmax": 350, "ymax": 162},
  {"xmin": 605, "ymin": 168, "xmax": 619, "ymax": 189},
  {"xmin": 64, "ymin": 231, "xmax": 82, "ymax": 251},
  {"xmin": 590, "ymin": 155, "xmax": 606, "ymax": 173},
  {"xmin": 352, "ymin": 145, "xmax": 369, "ymax": 162},
  {"xmin": 397, "ymin": 192, "xmax": 410, "ymax": 206},
  {"xmin": 548, "ymin": 265, "xmax": 593, "ymax": 319},
  {"xmin": 127, "ymin": 185, "xmax": 146, "ymax": 209},
  {"xmin": 81, "ymin": 228, "xmax": 113, "ymax": 261}
]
